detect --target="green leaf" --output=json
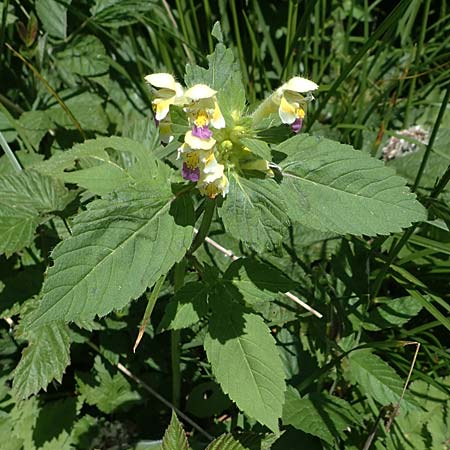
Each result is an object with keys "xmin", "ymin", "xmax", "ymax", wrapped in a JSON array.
[
  {"xmin": 13, "ymin": 322, "xmax": 71, "ymax": 399},
  {"xmin": 185, "ymin": 43, "xmax": 245, "ymax": 119},
  {"xmin": 364, "ymin": 296, "xmax": 423, "ymax": 330},
  {"xmin": 277, "ymin": 134, "xmax": 427, "ymax": 235},
  {"xmin": 158, "ymin": 282, "xmax": 209, "ymax": 331},
  {"xmin": 220, "ymin": 175, "xmax": 289, "ymax": 252},
  {"xmin": 56, "ymin": 35, "xmax": 109, "ymax": 77},
  {"xmin": 161, "ymin": 411, "xmax": 190, "ymax": 450},
  {"xmin": 240, "ymin": 138, "xmax": 271, "ymax": 160},
  {"xmin": 76, "ymin": 356, "xmax": 140, "ymax": 414},
  {"xmin": 18, "ymin": 110, "xmax": 52, "ymax": 147},
  {"xmin": 35, "ymin": 0, "xmax": 70, "ymax": 39},
  {"xmin": 205, "ymin": 434, "xmax": 248, "ymax": 450},
  {"xmin": 47, "ymin": 93, "xmax": 108, "ymax": 133},
  {"xmin": 346, "ymin": 349, "xmax": 416, "ymax": 410},
  {"xmin": 204, "ymin": 290, "xmax": 286, "ymax": 432},
  {"xmin": 282, "ymin": 387, "xmax": 361, "ymax": 445},
  {"xmin": 0, "ymin": 170, "xmax": 71, "ymax": 255},
  {"xmin": 224, "ymin": 258, "xmax": 297, "ymax": 304},
  {"xmin": 34, "ymin": 136, "xmax": 161, "ymax": 196},
  {"xmin": 30, "ymin": 182, "xmax": 194, "ymax": 326}
]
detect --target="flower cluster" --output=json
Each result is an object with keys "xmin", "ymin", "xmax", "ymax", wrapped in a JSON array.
[{"xmin": 145, "ymin": 73, "xmax": 318, "ymax": 198}]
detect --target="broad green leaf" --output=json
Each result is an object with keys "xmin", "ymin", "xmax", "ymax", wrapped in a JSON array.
[
  {"xmin": 204, "ymin": 291, "xmax": 286, "ymax": 432},
  {"xmin": 161, "ymin": 411, "xmax": 190, "ymax": 450},
  {"xmin": 56, "ymin": 35, "xmax": 109, "ymax": 77},
  {"xmin": 13, "ymin": 322, "xmax": 71, "ymax": 399},
  {"xmin": 30, "ymin": 181, "xmax": 193, "ymax": 325},
  {"xmin": 282, "ymin": 387, "xmax": 361, "ymax": 444},
  {"xmin": 0, "ymin": 170, "xmax": 71, "ymax": 255},
  {"xmin": 220, "ymin": 175, "xmax": 289, "ymax": 252},
  {"xmin": 224, "ymin": 258, "xmax": 297, "ymax": 304},
  {"xmin": 34, "ymin": 136, "xmax": 160, "ymax": 196},
  {"xmin": 90, "ymin": 0, "xmax": 157, "ymax": 27},
  {"xmin": 35, "ymin": 0, "xmax": 70, "ymax": 39},
  {"xmin": 346, "ymin": 349, "xmax": 416, "ymax": 410},
  {"xmin": 277, "ymin": 134, "xmax": 426, "ymax": 235},
  {"xmin": 185, "ymin": 43, "xmax": 245, "ymax": 120},
  {"xmin": 364, "ymin": 296, "xmax": 423, "ymax": 330},
  {"xmin": 158, "ymin": 282, "xmax": 209, "ymax": 331},
  {"xmin": 76, "ymin": 356, "xmax": 140, "ymax": 414},
  {"xmin": 205, "ymin": 434, "xmax": 248, "ymax": 450},
  {"xmin": 240, "ymin": 138, "xmax": 271, "ymax": 160},
  {"xmin": 18, "ymin": 110, "xmax": 52, "ymax": 147},
  {"xmin": 47, "ymin": 93, "xmax": 108, "ymax": 133}
]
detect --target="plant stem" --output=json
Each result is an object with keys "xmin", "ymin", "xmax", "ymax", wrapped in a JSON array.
[
  {"xmin": 0, "ymin": 130, "xmax": 22, "ymax": 172},
  {"xmin": 171, "ymin": 259, "xmax": 187, "ymax": 409}
]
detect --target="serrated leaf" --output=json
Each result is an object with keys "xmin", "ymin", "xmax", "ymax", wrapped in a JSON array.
[
  {"xmin": 364, "ymin": 296, "xmax": 423, "ymax": 330},
  {"xmin": 76, "ymin": 356, "xmax": 140, "ymax": 414},
  {"xmin": 205, "ymin": 434, "xmax": 249, "ymax": 450},
  {"xmin": 56, "ymin": 35, "xmax": 109, "ymax": 77},
  {"xmin": 0, "ymin": 170, "xmax": 71, "ymax": 255},
  {"xmin": 224, "ymin": 258, "xmax": 297, "ymax": 304},
  {"xmin": 158, "ymin": 282, "xmax": 209, "ymax": 331},
  {"xmin": 277, "ymin": 134, "xmax": 426, "ymax": 235},
  {"xmin": 346, "ymin": 349, "xmax": 416, "ymax": 410},
  {"xmin": 185, "ymin": 43, "xmax": 245, "ymax": 119},
  {"xmin": 13, "ymin": 322, "xmax": 71, "ymax": 399},
  {"xmin": 240, "ymin": 138, "xmax": 271, "ymax": 160},
  {"xmin": 282, "ymin": 387, "xmax": 361, "ymax": 444},
  {"xmin": 30, "ymin": 182, "xmax": 194, "ymax": 326},
  {"xmin": 220, "ymin": 175, "xmax": 289, "ymax": 252},
  {"xmin": 161, "ymin": 411, "xmax": 190, "ymax": 450},
  {"xmin": 35, "ymin": 0, "xmax": 70, "ymax": 39},
  {"xmin": 204, "ymin": 291, "xmax": 286, "ymax": 432}
]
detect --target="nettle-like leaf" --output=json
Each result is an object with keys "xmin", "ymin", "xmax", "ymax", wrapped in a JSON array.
[
  {"xmin": 30, "ymin": 179, "xmax": 194, "ymax": 326},
  {"xmin": 220, "ymin": 174, "xmax": 290, "ymax": 252},
  {"xmin": 161, "ymin": 411, "xmax": 191, "ymax": 450},
  {"xmin": 205, "ymin": 434, "xmax": 249, "ymax": 450},
  {"xmin": 185, "ymin": 41, "xmax": 245, "ymax": 119},
  {"xmin": 223, "ymin": 258, "xmax": 297, "ymax": 304},
  {"xmin": 76, "ymin": 356, "xmax": 140, "ymax": 414},
  {"xmin": 13, "ymin": 322, "xmax": 71, "ymax": 399},
  {"xmin": 277, "ymin": 134, "xmax": 427, "ymax": 235},
  {"xmin": 282, "ymin": 387, "xmax": 361, "ymax": 445},
  {"xmin": 158, "ymin": 282, "xmax": 209, "ymax": 332},
  {"xmin": 33, "ymin": 136, "xmax": 160, "ymax": 196},
  {"xmin": 35, "ymin": 0, "xmax": 69, "ymax": 39},
  {"xmin": 0, "ymin": 170, "xmax": 72, "ymax": 255},
  {"xmin": 345, "ymin": 349, "xmax": 417, "ymax": 411},
  {"xmin": 204, "ymin": 288, "xmax": 286, "ymax": 432}
]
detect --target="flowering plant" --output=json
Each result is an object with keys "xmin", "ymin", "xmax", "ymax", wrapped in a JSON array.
[{"xmin": 15, "ymin": 30, "xmax": 426, "ymax": 435}]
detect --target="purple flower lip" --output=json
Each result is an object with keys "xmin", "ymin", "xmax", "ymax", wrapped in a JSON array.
[
  {"xmin": 291, "ymin": 118, "xmax": 303, "ymax": 134},
  {"xmin": 192, "ymin": 124, "xmax": 213, "ymax": 139},
  {"xmin": 182, "ymin": 163, "xmax": 200, "ymax": 182}
]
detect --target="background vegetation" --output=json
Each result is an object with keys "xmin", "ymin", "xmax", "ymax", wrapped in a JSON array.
[{"xmin": 0, "ymin": 0, "xmax": 449, "ymax": 449}]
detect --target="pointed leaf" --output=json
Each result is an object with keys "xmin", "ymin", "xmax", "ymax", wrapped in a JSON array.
[
  {"xmin": 282, "ymin": 387, "xmax": 361, "ymax": 444},
  {"xmin": 30, "ymin": 182, "xmax": 194, "ymax": 326},
  {"xmin": 13, "ymin": 322, "xmax": 71, "ymax": 399},
  {"xmin": 278, "ymin": 134, "xmax": 426, "ymax": 235},
  {"xmin": 0, "ymin": 170, "xmax": 71, "ymax": 255},
  {"xmin": 205, "ymin": 434, "xmax": 248, "ymax": 450},
  {"xmin": 161, "ymin": 411, "xmax": 190, "ymax": 450},
  {"xmin": 204, "ymin": 289, "xmax": 286, "ymax": 432},
  {"xmin": 346, "ymin": 349, "xmax": 417, "ymax": 411},
  {"xmin": 220, "ymin": 175, "xmax": 289, "ymax": 252},
  {"xmin": 158, "ymin": 282, "xmax": 209, "ymax": 331}
]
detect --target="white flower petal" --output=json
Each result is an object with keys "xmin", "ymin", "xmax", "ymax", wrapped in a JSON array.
[
  {"xmin": 184, "ymin": 131, "xmax": 216, "ymax": 150},
  {"xmin": 278, "ymin": 96, "xmax": 297, "ymax": 124},
  {"xmin": 185, "ymin": 84, "xmax": 217, "ymax": 100},
  {"xmin": 145, "ymin": 73, "xmax": 177, "ymax": 90},
  {"xmin": 284, "ymin": 77, "xmax": 318, "ymax": 93}
]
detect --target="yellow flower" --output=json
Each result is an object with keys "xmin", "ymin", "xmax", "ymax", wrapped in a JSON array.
[
  {"xmin": 184, "ymin": 84, "xmax": 225, "ymax": 130},
  {"xmin": 144, "ymin": 73, "xmax": 185, "ymax": 121}
]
